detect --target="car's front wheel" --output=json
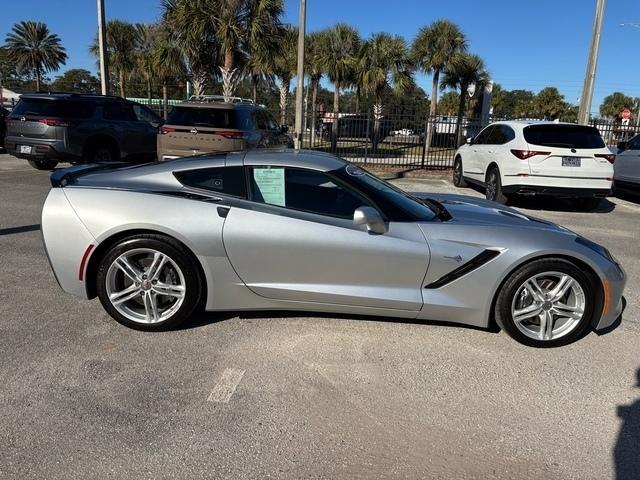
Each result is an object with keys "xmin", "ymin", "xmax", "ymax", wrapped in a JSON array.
[
  {"xmin": 494, "ymin": 258, "xmax": 597, "ymax": 347},
  {"xmin": 96, "ymin": 234, "xmax": 202, "ymax": 330},
  {"xmin": 453, "ymin": 156, "xmax": 467, "ymax": 187},
  {"xmin": 28, "ymin": 159, "xmax": 58, "ymax": 170}
]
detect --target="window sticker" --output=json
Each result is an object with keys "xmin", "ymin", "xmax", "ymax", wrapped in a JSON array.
[{"xmin": 253, "ymin": 167, "xmax": 285, "ymax": 206}]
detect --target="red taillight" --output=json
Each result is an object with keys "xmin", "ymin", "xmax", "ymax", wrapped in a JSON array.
[
  {"xmin": 510, "ymin": 149, "xmax": 551, "ymax": 160},
  {"xmin": 160, "ymin": 126, "xmax": 176, "ymax": 134},
  {"xmin": 595, "ymin": 153, "xmax": 616, "ymax": 164},
  {"xmin": 39, "ymin": 118, "xmax": 78, "ymax": 127},
  {"xmin": 215, "ymin": 130, "xmax": 245, "ymax": 139}
]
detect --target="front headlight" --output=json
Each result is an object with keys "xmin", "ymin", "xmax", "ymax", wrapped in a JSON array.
[{"xmin": 575, "ymin": 236, "xmax": 615, "ymax": 263}]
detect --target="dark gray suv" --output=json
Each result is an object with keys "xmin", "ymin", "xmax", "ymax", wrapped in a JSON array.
[{"xmin": 5, "ymin": 93, "xmax": 162, "ymax": 170}]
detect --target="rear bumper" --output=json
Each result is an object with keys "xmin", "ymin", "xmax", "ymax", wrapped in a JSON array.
[
  {"xmin": 5, "ymin": 137, "xmax": 75, "ymax": 161},
  {"xmin": 501, "ymin": 184, "xmax": 611, "ymax": 198}
]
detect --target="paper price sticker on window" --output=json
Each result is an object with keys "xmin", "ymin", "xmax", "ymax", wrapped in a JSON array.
[{"xmin": 253, "ymin": 167, "xmax": 285, "ymax": 206}]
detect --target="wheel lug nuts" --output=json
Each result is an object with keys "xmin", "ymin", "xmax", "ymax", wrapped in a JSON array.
[{"xmin": 152, "ymin": 280, "xmax": 157, "ymax": 284}]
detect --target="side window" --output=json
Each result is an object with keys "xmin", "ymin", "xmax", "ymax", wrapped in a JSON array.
[
  {"xmin": 253, "ymin": 110, "xmax": 268, "ymax": 130},
  {"xmin": 486, "ymin": 126, "xmax": 507, "ymax": 145},
  {"xmin": 132, "ymin": 103, "xmax": 161, "ymax": 124},
  {"xmin": 502, "ymin": 125, "xmax": 516, "ymax": 143},
  {"xmin": 103, "ymin": 102, "xmax": 137, "ymax": 122},
  {"xmin": 248, "ymin": 167, "xmax": 370, "ymax": 219},
  {"xmin": 174, "ymin": 166, "xmax": 247, "ymax": 198},
  {"xmin": 474, "ymin": 126, "xmax": 494, "ymax": 144}
]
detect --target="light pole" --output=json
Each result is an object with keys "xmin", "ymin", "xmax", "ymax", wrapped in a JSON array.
[
  {"xmin": 578, "ymin": 0, "xmax": 606, "ymax": 125},
  {"xmin": 97, "ymin": 0, "xmax": 110, "ymax": 96},
  {"xmin": 293, "ymin": 0, "xmax": 306, "ymax": 150}
]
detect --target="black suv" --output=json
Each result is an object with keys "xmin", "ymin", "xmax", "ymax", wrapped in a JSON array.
[{"xmin": 5, "ymin": 93, "xmax": 162, "ymax": 170}]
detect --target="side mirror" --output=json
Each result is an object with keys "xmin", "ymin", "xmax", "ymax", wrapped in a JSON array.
[
  {"xmin": 617, "ymin": 141, "xmax": 628, "ymax": 152},
  {"xmin": 353, "ymin": 206, "xmax": 387, "ymax": 234},
  {"xmin": 466, "ymin": 137, "xmax": 474, "ymax": 145}
]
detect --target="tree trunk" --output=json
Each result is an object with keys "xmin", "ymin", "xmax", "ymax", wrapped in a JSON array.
[
  {"xmin": 191, "ymin": 69, "xmax": 207, "ymax": 97},
  {"xmin": 372, "ymin": 96, "xmax": 383, "ymax": 153},
  {"xmin": 221, "ymin": 48, "xmax": 238, "ymax": 100},
  {"xmin": 423, "ymin": 69, "xmax": 439, "ymax": 156},
  {"xmin": 333, "ymin": 82, "xmax": 340, "ymax": 113},
  {"xmin": 119, "ymin": 70, "xmax": 126, "ymax": 98},
  {"xmin": 35, "ymin": 66, "xmax": 41, "ymax": 92},
  {"xmin": 331, "ymin": 82, "xmax": 340, "ymax": 153},
  {"xmin": 147, "ymin": 78, "xmax": 152, "ymax": 106},
  {"xmin": 455, "ymin": 85, "xmax": 467, "ymax": 147},
  {"xmin": 252, "ymin": 75, "xmax": 258, "ymax": 103},
  {"xmin": 310, "ymin": 78, "xmax": 319, "ymax": 146},
  {"xmin": 279, "ymin": 78, "xmax": 290, "ymax": 126},
  {"xmin": 162, "ymin": 81, "xmax": 169, "ymax": 120}
]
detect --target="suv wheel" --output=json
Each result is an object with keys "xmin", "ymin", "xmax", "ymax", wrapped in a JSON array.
[
  {"xmin": 88, "ymin": 144, "xmax": 118, "ymax": 163},
  {"xmin": 28, "ymin": 159, "xmax": 58, "ymax": 170},
  {"xmin": 485, "ymin": 167, "xmax": 509, "ymax": 204}
]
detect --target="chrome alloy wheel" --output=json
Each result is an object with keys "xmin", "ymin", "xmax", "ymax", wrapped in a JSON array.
[
  {"xmin": 511, "ymin": 271, "xmax": 586, "ymax": 341},
  {"xmin": 105, "ymin": 248, "xmax": 186, "ymax": 324}
]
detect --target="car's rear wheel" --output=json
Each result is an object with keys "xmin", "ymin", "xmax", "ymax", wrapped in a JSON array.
[
  {"xmin": 96, "ymin": 234, "xmax": 202, "ymax": 330},
  {"xmin": 88, "ymin": 144, "xmax": 118, "ymax": 163},
  {"xmin": 28, "ymin": 159, "xmax": 58, "ymax": 170},
  {"xmin": 494, "ymin": 258, "xmax": 597, "ymax": 347},
  {"xmin": 453, "ymin": 156, "xmax": 467, "ymax": 187},
  {"xmin": 485, "ymin": 167, "xmax": 509, "ymax": 204}
]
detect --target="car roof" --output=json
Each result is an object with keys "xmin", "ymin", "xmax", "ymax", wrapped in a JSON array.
[
  {"xmin": 488, "ymin": 120, "xmax": 587, "ymax": 131},
  {"xmin": 18, "ymin": 92, "xmax": 129, "ymax": 102}
]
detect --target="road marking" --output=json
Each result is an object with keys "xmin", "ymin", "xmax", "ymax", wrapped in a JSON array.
[{"xmin": 207, "ymin": 368, "xmax": 245, "ymax": 403}]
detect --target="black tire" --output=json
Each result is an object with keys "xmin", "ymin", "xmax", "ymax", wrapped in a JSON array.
[
  {"xmin": 494, "ymin": 258, "xmax": 597, "ymax": 348},
  {"xmin": 28, "ymin": 159, "xmax": 59, "ymax": 170},
  {"xmin": 453, "ymin": 156, "xmax": 467, "ymax": 187},
  {"xmin": 485, "ymin": 167, "xmax": 509, "ymax": 204},
  {"xmin": 572, "ymin": 197, "xmax": 601, "ymax": 211},
  {"xmin": 87, "ymin": 143, "xmax": 118, "ymax": 163},
  {"xmin": 96, "ymin": 234, "xmax": 202, "ymax": 331}
]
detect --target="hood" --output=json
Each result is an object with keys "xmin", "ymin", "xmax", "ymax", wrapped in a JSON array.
[{"xmin": 414, "ymin": 192, "xmax": 574, "ymax": 234}]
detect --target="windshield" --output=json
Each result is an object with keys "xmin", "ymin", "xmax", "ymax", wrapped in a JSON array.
[{"xmin": 332, "ymin": 165, "xmax": 437, "ymax": 221}]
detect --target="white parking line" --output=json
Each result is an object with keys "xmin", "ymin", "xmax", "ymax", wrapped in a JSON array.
[{"xmin": 207, "ymin": 368, "xmax": 245, "ymax": 403}]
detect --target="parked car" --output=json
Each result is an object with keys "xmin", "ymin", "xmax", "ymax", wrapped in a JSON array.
[
  {"xmin": 41, "ymin": 150, "xmax": 625, "ymax": 347},
  {"xmin": 453, "ymin": 121, "xmax": 615, "ymax": 209},
  {"xmin": 614, "ymin": 134, "xmax": 640, "ymax": 195},
  {"xmin": 0, "ymin": 106, "xmax": 8, "ymax": 150},
  {"xmin": 5, "ymin": 93, "xmax": 162, "ymax": 170},
  {"xmin": 157, "ymin": 95, "xmax": 293, "ymax": 161},
  {"xmin": 392, "ymin": 128, "xmax": 414, "ymax": 136}
]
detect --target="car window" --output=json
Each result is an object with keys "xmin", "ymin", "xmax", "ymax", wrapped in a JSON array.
[
  {"xmin": 523, "ymin": 124, "xmax": 605, "ymax": 149},
  {"xmin": 166, "ymin": 106, "xmax": 237, "ymax": 128},
  {"xmin": 132, "ymin": 103, "xmax": 161, "ymax": 124},
  {"xmin": 174, "ymin": 166, "xmax": 246, "ymax": 198},
  {"xmin": 12, "ymin": 99, "xmax": 96, "ymax": 118},
  {"xmin": 474, "ymin": 125, "xmax": 494, "ymax": 144},
  {"xmin": 485, "ymin": 125, "xmax": 515, "ymax": 145},
  {"xmin": 103, "ymin": 102, "xmax": 137, "ymax": 122},
  {"xmin": 254, "ymin": 109, "xmax": 279, "ymax": 130},
  {"xmin": 248, "ymin": 167, "xmax": 370, "ymax": 219}
]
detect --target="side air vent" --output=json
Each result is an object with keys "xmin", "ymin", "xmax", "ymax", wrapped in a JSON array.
[{"xmin": 425, "ymin": 249, "xmax": 501, "ymax": 289}]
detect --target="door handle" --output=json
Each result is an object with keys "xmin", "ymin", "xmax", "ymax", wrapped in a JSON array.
[{"xmin": 217, "ymin": 206, "xmax": 230, "ymax": 218}]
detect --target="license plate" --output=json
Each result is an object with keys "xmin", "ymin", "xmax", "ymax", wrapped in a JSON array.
[
  {"xmin": 19, "ymin": 145, "xmax": 33, "ymax": 154},
  {"xmin": 561, "ymin": 156, "xmax": 581, "ymax": 167}
]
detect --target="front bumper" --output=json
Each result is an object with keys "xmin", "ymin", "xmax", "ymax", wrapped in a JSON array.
[{"xmin": 593, "ymin": 260, "xmax": 627, "ymax": 332}]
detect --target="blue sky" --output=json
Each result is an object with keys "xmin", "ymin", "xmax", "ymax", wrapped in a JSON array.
[{"xmin": 2, "ymin": 0, "xmax": 639, "ymax": 111}]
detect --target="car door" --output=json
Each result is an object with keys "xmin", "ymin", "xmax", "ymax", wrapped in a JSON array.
[
  {"xmin": 616, "ymin": 135, "xmax": 640, "ymax": 186},
  {"xmin": 466, "ymin": 125, "xmax": 494, "ymax": 182},
  {"xmin": 222, "ymin": 164, "xmax": 430, "ymax": 311}
]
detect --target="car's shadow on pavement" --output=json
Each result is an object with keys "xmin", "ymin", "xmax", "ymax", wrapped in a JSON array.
[
  {"xmin": 464, "ymin": 184, "xmax": 616, "ymax": 213},
  {"xmin": 614, "ymin": 368, "xmax": 640, "ymax": 480}
]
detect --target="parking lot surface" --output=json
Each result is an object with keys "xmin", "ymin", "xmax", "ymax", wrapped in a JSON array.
[{"xmin": 1, "ymin": 154, "xmax": 639, "ymax": 479}]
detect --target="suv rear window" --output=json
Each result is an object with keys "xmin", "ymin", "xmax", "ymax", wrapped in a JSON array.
[
  {"xmin": 167, "ymin": 107, "xmax": 238, "ymax": 129},
  {"xmin": 12, "ymin": 99, "xmax": 96, "ymax": 119},
  {"xmin": 524, "ymin": 124, "xmax": 605, "ymax": 149}
]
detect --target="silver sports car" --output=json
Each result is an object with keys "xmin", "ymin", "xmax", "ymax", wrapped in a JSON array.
[{"xmin": 41, "ymin": 150, "xmax": 626, "ymax": 347}]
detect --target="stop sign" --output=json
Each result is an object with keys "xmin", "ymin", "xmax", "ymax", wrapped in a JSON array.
[{"xmin": 622, "ymin": 108, "xmax": 631, "ymax": 120}]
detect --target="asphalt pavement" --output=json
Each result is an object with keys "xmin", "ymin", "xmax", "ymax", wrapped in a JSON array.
[{"xmin": 1, "ymin": 154, "xmax": 639, "ymax": 479}]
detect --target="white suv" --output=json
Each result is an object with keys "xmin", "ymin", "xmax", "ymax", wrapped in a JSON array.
[{"xmin": 452, "ymin": 121, "xmax": 615, "ymax": 208}]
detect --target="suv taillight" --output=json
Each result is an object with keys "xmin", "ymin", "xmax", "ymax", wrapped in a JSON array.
[
  {"xmin": 160, "ymin": 126, "xmax": 176, "ymax": 134},
  {"xmin": 215, "ymin": 130, "xmax": 246, "ymax": 139},
  {"xmin": 39, "ymin": 118, "xmax": 79, "ymax": 127},
  {"xmin": 510, "ymin": 149, "xmax": 551, "ymax": 160},
  {"xmin": 595, "ymin": 153, "xmax": 616, "ymax": 163}
]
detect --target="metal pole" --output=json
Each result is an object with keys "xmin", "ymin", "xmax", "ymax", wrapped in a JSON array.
[
  {"xmin": 97, "ymin": 0, "xmax": 110, "ymax": 96},
  {"xmin": 578, "ymin": 0, "xmax": 606, "ymax": 124},
  {"xmin": 293, "ymin": 0, "xmax": 306, "ymax": 150}
]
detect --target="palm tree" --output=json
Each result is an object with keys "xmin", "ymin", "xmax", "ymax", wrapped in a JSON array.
[
  {"xmin": 153, "ymin": 25, "xmax": 187, "ymax": 119},
  {"xmin": 411, "ymin": 20, "xmax": 467, "ymax": 153},
  {"xmin": 356, "ymin": 33, "xmax": 414, "ymax": 150},
  {"xmin": 4, "ymin": 21, "xmax": 67, "ymax": 91},
  {"xmin": 319, "ymin": 23, "xmax": 360, "ymax": 114},
  {"xmin": 90, "ymin": 20, "xmax": 142, "ymax": 98},
  {"xmin": 305, "ymin": 30, "xmax": 328, "ymax": 144},
  {"xmin": 440, "ymin": 53, "xmax": 489, "ymax": 146},
  {"xmin": 136, "ymin": 24, "xmax": 159, "ymax": 105},
  {"xmin": 273, "ymin": 26, "xmax": 298, "ymax": 126}
]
